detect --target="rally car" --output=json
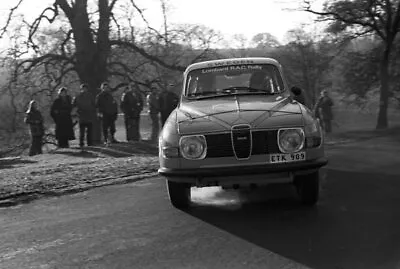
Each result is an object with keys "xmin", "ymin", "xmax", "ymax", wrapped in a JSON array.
[{"xmin": 158, "ymin": 57, "xmax": 328, "ymax": 208}]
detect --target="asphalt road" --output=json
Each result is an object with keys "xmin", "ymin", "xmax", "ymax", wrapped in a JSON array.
[{"xmin": 0, "ymin": 164, "xmax": 400, "ymax": 269}]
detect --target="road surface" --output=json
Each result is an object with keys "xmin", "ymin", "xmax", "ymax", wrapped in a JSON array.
[{"xmin": 1, "ymin": 163, "xmax": 400, "ymax": 269}]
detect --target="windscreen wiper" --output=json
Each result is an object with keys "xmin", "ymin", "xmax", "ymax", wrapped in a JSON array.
[
  {"xmin": 219, "ymin": 87, "xmax": 279, "ymax": 95},
  {"xmin": 186, "ymin": 91, "xmax": 230, "ymax": 99}
]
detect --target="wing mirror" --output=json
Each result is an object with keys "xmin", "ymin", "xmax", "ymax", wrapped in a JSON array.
[{"xmin": 290, "ymin": 86, "xmax": 302, "ymax": 96}]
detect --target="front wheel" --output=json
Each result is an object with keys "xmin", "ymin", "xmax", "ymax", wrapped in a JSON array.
[
  {"xmin": 294, "ymin": 171, "xmax": 320, "ymax": 206},
  {"xmin": 166, "ymin": 180, "xmax": 191, "ymax": 208}
]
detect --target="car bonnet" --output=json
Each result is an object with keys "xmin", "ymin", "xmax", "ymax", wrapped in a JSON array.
[{"xmin": 176, "ymin": 95, "xmax": 303, "ymax": 135}]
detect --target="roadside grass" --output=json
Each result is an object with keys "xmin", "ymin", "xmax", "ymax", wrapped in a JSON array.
[{"xmin": 324, "ymin": 108, "xmax": 400, "ymax": 144}]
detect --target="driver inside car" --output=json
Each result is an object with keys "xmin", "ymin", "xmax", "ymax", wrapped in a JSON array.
[
  {"xmin": 196, "ymin": 75, "xmax": 215, "ymax": 94},
  {"xmin": 249, "ymin": 71, "xmax": 273, "ymax": 92}
]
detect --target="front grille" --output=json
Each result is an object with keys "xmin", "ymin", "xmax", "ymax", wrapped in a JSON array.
[
  {"xmin": 231, "ymin": 125, "xmax": 252, "ymax": 159},
  {"xmin": 206, "ymin": 130, "xmax": 279, "ymax": 158}
]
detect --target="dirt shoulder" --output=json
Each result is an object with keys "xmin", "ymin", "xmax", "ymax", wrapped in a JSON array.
[
  {"xmin": 0, "ymin": 127, "xmax": 399, "ymax": 207},
  {"xmin": 0, "ymin": 142, "xmax": 159, "ymax": 206}
]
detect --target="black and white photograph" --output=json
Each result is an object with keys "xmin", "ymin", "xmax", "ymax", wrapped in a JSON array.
[{"xmin": 0, "ymin": 0, "xmax": 400, "ymax": 268}]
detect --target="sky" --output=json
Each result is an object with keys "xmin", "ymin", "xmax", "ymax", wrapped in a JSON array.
[
  {"xmin": 0, "ymin": 0, "xmax": 323, "ymax": 47},
  {"xmin": 136, "ymin": 0, "xmax": 321, "ymax": 43}
]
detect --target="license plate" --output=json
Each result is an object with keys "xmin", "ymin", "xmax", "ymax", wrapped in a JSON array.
[{"xmin": 269, "ymin": 152, "xmax": 306, "ymax": 164}]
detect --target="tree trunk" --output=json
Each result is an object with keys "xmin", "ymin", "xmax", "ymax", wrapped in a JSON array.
[
  {"xmin": 375, "ymin": 43, "xmax": 391, "ymax": 129},
  {"xmin": 67, "ymin": 1, "xmax": 111, "ymax": 144}
]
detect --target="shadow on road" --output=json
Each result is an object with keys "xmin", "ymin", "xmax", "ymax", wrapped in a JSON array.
[
  {"xmin": 50, "ymin": 141, "xmax": 158, "ymax": 158},
  {"xmin": 0, "ymin": 157, "xmax": 37, "ymax": 169},
  {"xmin": 186, "ymin": 168, "xmax": 400, "ymax": 269},
  {"xmin": 86, "ymin": 141, "xmax": 158, "ymax": 157}
]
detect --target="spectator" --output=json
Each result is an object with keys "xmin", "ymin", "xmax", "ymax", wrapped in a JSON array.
[
  {"xmin": 24, "ymin": 100, "xmax": 44, "ymax": 156},
  {"xmin": 120, "ymin": 83, "xmax": 143, "ymax": 141},
  {"xmin": 95, "ymin": 82, "xmax": 119, "ymax": 144},
  {"xmin": 72, "ymin": 83, "xmax": 96, "ymax": 148},
  {"xmin": 159, "ymin": 83, "xmax": 179, "ymax": 127},
  {"xmin": 146, "ymin": 86, "xmax": 161, "ymax": 142},
  {"xmin": 314, "ymin": 90, "xmax": 334, "ymax": 133},
  {"xmin": 50, "ymin": 87, "xmax": 75, "ymax": 148}
]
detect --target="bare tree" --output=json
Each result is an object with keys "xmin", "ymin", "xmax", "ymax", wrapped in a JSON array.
[
  {"xmin": 303, "ymin": 0, "xmax": 400, "ymax": 129},
  {"xmin": 280, "ymin": 28, "xmax": 345, "ymax": 105},
  {"xmin": 0, "ymin": 0, "xmax": 222, "ymax": 142},
  {"xmin": 223, "ymin": 34, "xmax": 251, "ymax": 58}
]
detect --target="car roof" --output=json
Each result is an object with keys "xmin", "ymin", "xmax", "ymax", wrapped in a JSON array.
[{"xmin": 184, "ymin": 57, "xmax": 281, "ymax": 73}]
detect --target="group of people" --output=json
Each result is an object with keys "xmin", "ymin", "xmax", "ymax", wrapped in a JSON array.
[
  {"xmin": 24, "ymin": 81, "xmax": 180, "ymax": 156},
  {"xmin": 147, "ymin": 83, "xmax": 180, "ymax": 141},
  {"xmin": 119, "ymin": 82, "xmax": 179, "ymax": 143},
  {"xmin": 24, "ymin": 81, "xmax": 333, "ymax": 157}
]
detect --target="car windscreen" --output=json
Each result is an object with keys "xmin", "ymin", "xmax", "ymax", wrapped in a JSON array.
[{"xmin": 184, "ymin": 64, "xmax": 285, "ymax": 97}]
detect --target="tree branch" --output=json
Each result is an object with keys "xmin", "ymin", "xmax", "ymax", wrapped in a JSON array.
[
  {"xmin": 366, "ymin": 1, "xmax": 386, "ymax": 38},
  {"xmin": 303, "ymin": 1, "xmax": 387, "ymax": 40},
  {"xmin": 128, "ymin": 0, "xmax": 166, "ymax": 41},
  {"xmin": 109, "ymin": 0, "xmax": 118, "ymax": 11},
  {"xmin": 60, "ymin": 29, "xmax": 74, "ymax": 56},
  {"xmin": 15, "ymin": 54, "xmax": 74, "ymax": 75},
  {"xmin": 110, "ymin": 40, "xmax": 185, "ymax": 71},
  {"xmin": 27, "ymin": 3, "xmax": 59, "ymax": 51},
  {"xmin": 0, "ymin": 0, "xmax": 24, "ymax": 39},
  {"xmin": 108, "ymin": 59, "xmax": 150, "ymax": 79},
  {"xmin": 110, "ymin": 11, "xmax": 122, "ymax": 40},
  {"xmin": 55, "ymin": 0, "xmax": 73, "ymax": 20}
]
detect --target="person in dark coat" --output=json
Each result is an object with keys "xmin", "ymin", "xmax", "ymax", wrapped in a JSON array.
[
  {"xmin": 120, "ymin": 83, "xmax": 143, "ymax": 141},
  {"xmin": 50, "ymin": 87, "xmax": 75, "ymax": 148},
  {"xmin": 132, "ymin": 84, "xmax": 144, "ymax": 140},
  {"xmin": 159, "ymin": 83, "xmax": 179, "ymax": 127},
  {"xmin": 96, "ymin": 82, "xmax": 119, "ymax": 144},
  {"xmin": 314, "ymin": 90, "xmax": 334, "ymax": 133},
  {"xmin": 24, "ymin": 100, "xmax": 44, "ymax": 156},
  {"xmin": 72, "ymin": 83, "xmax": 96, "ymax": 147},
  {"xmin": 146, "ymin": 86, "xmax": 161, "ymax": 142}
]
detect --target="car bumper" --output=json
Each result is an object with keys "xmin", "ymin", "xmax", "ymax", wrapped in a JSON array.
[{"xmin": 158, "ymin": 157, "xmax": 328, "ymax": 185}]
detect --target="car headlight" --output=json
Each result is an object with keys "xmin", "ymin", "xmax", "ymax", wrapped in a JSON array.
[
  {"xmin": 304, "ymin": 120, "xmax": 323, "ymax": 148},
  {"xmin": 278, "ymin": 128, "xmax": 305, "ymax": 153},
  {"xmin": 179, "ymin": 135, "xmax": 207, "ymax": 160}
]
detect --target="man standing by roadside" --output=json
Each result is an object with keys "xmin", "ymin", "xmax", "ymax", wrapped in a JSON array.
[
  {"xmin": 96, "ymin": 82, "xmax": 119, "ymax": 144},
  {"xmin": 72, "ymin": 83, "xmax": 96, "ymax": 148},
  {"xmin": 50, "ymin": 87, "xmax": 75, "ymax": 148},
  {"xmin": 146, "ymin": 85, "xmax": 160, "ymax": 142},
  {"xmin": 159, "ymin": 83, "xmax": 179, "ymax": 127},
  {"xmin": 120, "ymin": 83, "xmax": 143, "ymax": 141},
  {"xmin": 314, "ymin": 90, "xmax": 334, "ymax": 134}
]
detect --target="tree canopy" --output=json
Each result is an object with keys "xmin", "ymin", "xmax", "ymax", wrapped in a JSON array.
[{"xmin": 304, "ymin": 0, "xmax": 400, "ymax": 129}]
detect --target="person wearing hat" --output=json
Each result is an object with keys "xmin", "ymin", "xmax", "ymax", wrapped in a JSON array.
[
  {"xmin": 72, "ymin": 83, "xmax": 96, "ymax": 148},
  {"xmin": 50, "ymin": 87, "xmax": 75, "ymax": 148}
]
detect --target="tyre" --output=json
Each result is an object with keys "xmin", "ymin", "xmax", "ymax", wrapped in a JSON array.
[
  {"xmin": 166, "ymin": 180, "xmax": 191, "ymax": 208},
  {"xmin": 294, "ymin": 170, "xmax": 320, "ymax": 206}
]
